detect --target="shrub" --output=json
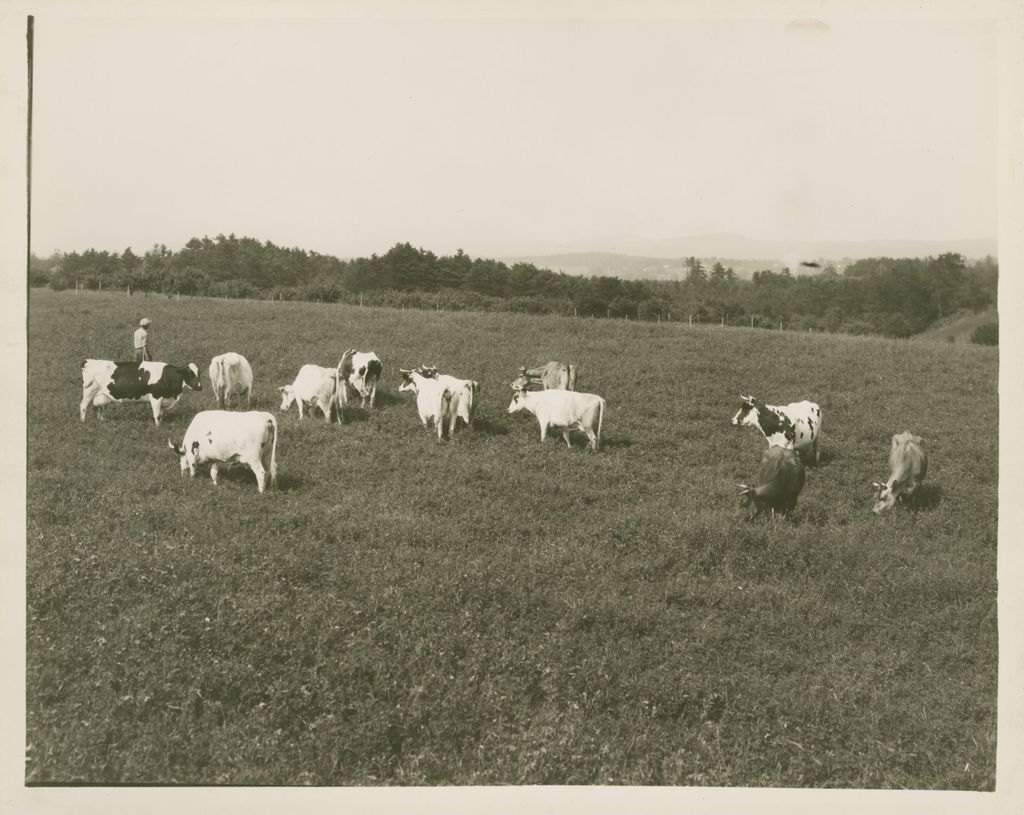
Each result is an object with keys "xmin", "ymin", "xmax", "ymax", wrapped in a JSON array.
[{"xmin": 971, "ymin": 322, "xmax": 998, "ymax": 346}]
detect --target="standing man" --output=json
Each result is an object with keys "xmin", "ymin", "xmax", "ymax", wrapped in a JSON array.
[{"xmin": 134, "ymin": 318, "xmax": 153, "ymax": 362}]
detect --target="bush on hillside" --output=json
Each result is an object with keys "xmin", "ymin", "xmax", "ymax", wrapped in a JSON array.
[{"xmin": 971, "ymin": 322, "xmax": 998, "ymax": 346}]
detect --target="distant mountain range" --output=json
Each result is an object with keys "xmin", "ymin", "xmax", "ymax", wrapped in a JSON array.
[{"xmin": 498, "ymin": 234, "xmax": 996, "ymax": 281}]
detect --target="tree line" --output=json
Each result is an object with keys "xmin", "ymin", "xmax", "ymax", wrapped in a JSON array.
[{"xmin": 30, "ymin": 234, "xmax": 997, "ymax": 339}]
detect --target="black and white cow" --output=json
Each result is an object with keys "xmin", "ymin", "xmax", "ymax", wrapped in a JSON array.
[
  {"xmin": 338, "ymin": 349, "xmax": 383, "ymax": 408},
  {"xmin": 731, "ymin": 395, "xmax": 822, "ymax": 464},
  {"xmin": 80, "ymin": 359, "xmax": 202, "ymax": 426}
]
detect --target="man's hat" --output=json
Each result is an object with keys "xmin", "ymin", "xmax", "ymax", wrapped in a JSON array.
[{"xmin": 139, "ymin": 318, "xmax": 151, "ymax": 327}]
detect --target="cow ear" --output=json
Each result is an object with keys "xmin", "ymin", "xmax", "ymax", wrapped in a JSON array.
[
  {"xmin": 167, "ymin": 439, "xmax": 182, "ymax": 456},
  {"xmin": 277, "ymin": 386, "xmax": 285, "ymax": 393}
]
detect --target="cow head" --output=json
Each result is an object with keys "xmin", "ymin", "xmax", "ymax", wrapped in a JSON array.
[
  {"xmin": 184, "ymin": 363, "xmax": 202, "ymax": 391},
  {"xmin": 871, "ymin": 480, "xmax": 899, "ymax": 514},
  {"xmin": 168, "ymin": 438, "xmax": 199, "ymax": 475},
  {"xmin": 418, "ymin": 365, "xmax": 439, "ymax": 378},
  {"xmin": 507, "ymin": 388, "xmax": 530, "ymax": 414},
  {"xmin": 398, "ymin": 369, "xmax": 418, "ymax": 394},
  {"xmin": 277, "ymin": 385, "xmax": 296, "ymax": 410},
  {"xmin": 737, "ymin": 483, "xmax": 760, "ymax": 521},
  {"xmin": 731, "ymin": 395, "xmax": 759, "ymax": 427}
]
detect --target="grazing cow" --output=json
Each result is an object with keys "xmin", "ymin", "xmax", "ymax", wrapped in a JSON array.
[
  {"xmin": 731, "ymin": 394, "xmax": 823, "ymax": 464},
  {"xmin": 208, "ymin": 352, "xmax": 253, "ymax": 409},
  {"xmin": 507, "ymin": 388, "xmax": 604, "ymax": 451},
  {"xmin": 512, "ymin": 361, "xmax": 578, "ymax": 392},
  {"xmin": 338, "ymin": 349, "xmax": 383, "ymax": 408},
  {"xmin": 168, "ymin": 410, "xmax": 278, "ymax": 493},
  {"xmin": 80, "ymin": 359, "xmax": 202, "ymax": 426},
  {"xmin": 417, "ymin": 366, "xmax": 480, "ymax": 427},
  {"xmin": 398, "ymin": 368, "xmax": 460, "ymax": 441},
  {"xmin": 872, "ymin": 431, "xmax": 928, "ymax": 514},
  {"xmin": 738, "ymin": 445, "xmax": 806, "ymax": 520},
  {"xmin": 278, "ymin": 364, "xmax": 344, "ymax": 423}
]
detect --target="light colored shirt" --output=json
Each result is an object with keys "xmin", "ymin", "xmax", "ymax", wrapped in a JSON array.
[{"xmin": 134, "ymin": 327, "xmax": 148, "ymax": 349}]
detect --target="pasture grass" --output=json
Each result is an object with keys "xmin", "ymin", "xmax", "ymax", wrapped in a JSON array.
[{"xmin": 26, "ymin": 289, "xmax": 997, "ymax": 787}]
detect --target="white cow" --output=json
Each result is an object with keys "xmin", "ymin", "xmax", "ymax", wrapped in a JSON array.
[
  {"xmin": 417, "ymin": 366, "xmax": 480, "ymax": 428},
  {"xmin": 168, "ymin": 410, "xmax": 278, "ymax": 493},
  {"xmin": 398, "ymin": 368, "xmax": 460, "ymax": 441},
  {"xmin": 507, "ymin": 388, "xmax": 605, "ymax": 451},
  {"xmin": 278, "ymin": 364, "xmax": 344, "ymax": 423},
  {"xmin": 338, "ymin": 349, "xmax": 383, "ymax": 408},
  {"xmin": 208, "ymin": 352, "xmax": 253, "ymax": 409},
  {"xmin": 512, "ymin": 361, "xmax": 578, "ymax": 392}
]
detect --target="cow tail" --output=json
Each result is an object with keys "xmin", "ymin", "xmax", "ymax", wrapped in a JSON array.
[
  {"xmin": 216, "ymin": 356, "xmax": 227, "ymax": 407},
  {"xmin": 597, "ymin": 398, "xmax": 604, "ymax": 450},
  {"xmin": 267, "ymin": 414, "xmax": 278, "ymax": 488},
  {"xmin": 440, "ymin": 388, "xmax": 454, "ymax": 440},
  {"xmin": 333, "ymin": 370, "xmax": 345, "ymax": 421}
]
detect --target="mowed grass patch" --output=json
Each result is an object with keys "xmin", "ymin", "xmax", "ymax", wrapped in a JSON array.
[{"xmin": 26, "ymin": 289, "xmax": 997, "ymax": 787}]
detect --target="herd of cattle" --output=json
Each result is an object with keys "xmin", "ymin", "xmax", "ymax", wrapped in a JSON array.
[{"xmin": 78, "ymin": 352, "xmax": 928, "ymax": 517}]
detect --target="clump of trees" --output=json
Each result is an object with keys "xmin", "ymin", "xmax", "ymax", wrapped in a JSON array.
[{"xmin": 31, "ymin": 235, "xmax": 998, "ymax": 340}]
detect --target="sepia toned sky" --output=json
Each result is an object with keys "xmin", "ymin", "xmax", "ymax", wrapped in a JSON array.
[{"xmin": 30, "ymin": 11, "xmax": 997, "ymax": 259}]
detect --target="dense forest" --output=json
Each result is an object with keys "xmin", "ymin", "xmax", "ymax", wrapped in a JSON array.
[{"xmin": 30, "ymin": 235, "xmax": 998, "ymax": 340}]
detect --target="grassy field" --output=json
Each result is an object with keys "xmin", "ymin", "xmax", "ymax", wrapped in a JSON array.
[{"xmin": 26, "ymin": 288, "xmax": 998, "ymax": 788}]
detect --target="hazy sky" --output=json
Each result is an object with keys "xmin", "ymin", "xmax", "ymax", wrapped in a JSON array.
[{"xmin": 31, "ymin": 12, "xmax": 997, "ymax": 258}]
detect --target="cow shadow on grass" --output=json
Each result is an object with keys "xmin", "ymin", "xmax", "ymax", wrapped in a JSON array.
[
  {"xmin": 472, "ymin": 417, "xmax": 510, "ymax": 436},
  {"xmin": 206, "ymin": 467, "xmax": 304, "ymax": 493},
  {"xmin": 273, "ymin": 472, "xmax": 304, "ymax": 493},
  {"xmin": 369, "ymin": 390, "xmax": 402, "ymax": 408},
  {"xmin": 913, "ymin": 483, "xmax": 943, "ymax": 511},
  {"xmin": 601, "ymin": 435, "xmax": 633, "ymax": 450},
  {"xmin": 811, "ymin": 447, "xmax": 838, "ymax": 467}
]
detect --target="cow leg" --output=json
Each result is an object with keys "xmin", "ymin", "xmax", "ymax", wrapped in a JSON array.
[
  {"xmin": 586, "ymin": 429, "xmax": 599, "ymax": 452},
  {"xmin": 297, "ymin": 401, "xmax": 304, "ymax": 420},
  {"xmin": 210, "ymin": 463, "xmax": 220, "ymax": 486},
  {"xmin": 79, "ymin": 389, "xmax": 96, "ymax": 421},
  {"xmin": 244, "ymin": 388, "xmax": 251, "ymax": 409},
  {"xmin": 150, "ymin": 398, "xmax": 162, "ymax": 426},
  {"xmin": 369, "ymin": 385, "xmax": 377, "ymax": 409},
  {"xmin": 539, "ymin": 424, "xmax": 548, "ymax": 444},
  {"xmin": 251, "ymin": 463, "xmax": 267, "ymax": 493},
  {"xmin": 813, "ymin": 437, "xmax": 820, "ymax": 465},
  {"xmin": 561, "ymin": 429, "xmax": 572, "ymax": 448}
]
